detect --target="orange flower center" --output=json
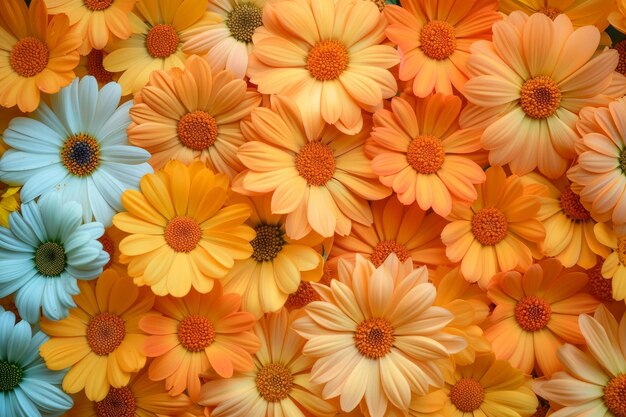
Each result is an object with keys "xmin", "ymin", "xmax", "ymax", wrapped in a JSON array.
[
  {"xmin": 35, "ymin": 242, "xmax": 66, "ymax": 277},
  {"xmin": 177, "ymin": 315, "xmax": 216, "ymax": 352},
  {"xmin": 10, "ymin": 37, "xmax": 49, "ymax": 78},
  {"xmin": 86, "ymin": 49, "xmax": 114, "ymax": 84},
  {"xmin": 532, "ymin": 405, "xmax": 550, "ymax": 417},
  {"xmin": 604, "ymin": 374, "xmax": 626, "ymax": 417},
  {"xmin": 406, "ymin": 134, "xmax": 445, "ymax": 174},
  {"xmin": 0, "ymin": 361, "xmax": 23, "ymax": 392},
  {"xmin": 295, "ymin": 142, "xmax": 336, "ymax": 186},
  {"xmin": 285, "ymin": 281, "xmax": 320, "ymax": 310},
  {"xmin": 255, "ymin": 363, "xmax": 294, "ymax": 402},
  {"xmin": 370, "ymin": 240, "xmax": 410, "ymax": 267},
  {"xmin": 615, "ymin": 41, "xmax": 626, "ymax": 75},
  {"xmin": 449, "ymin": 378, "xmax": 484, "ymax": 412},
  {"xmin": 164, "ymin": 216, "xmax": 202, "ymax": 253},
  {"xmin": 95, "ymin": 387, "xmax": 136, "ymax": 417},
  {"xmin": 87, "ymin": 312, "xmax": 126, "ymax": 355},
  {"xmin": 618, "ymin": 237, "xmax": 626, "ymax": 266},
  {"xmin": 251, "ymin": 224, "xmax": 285, "ymax": 262},
  {"xmin": 98, "ymin": 233, "xmax": 115, "ymax": 270},
  {"xmin": 177, "ymin": 111, "xmax": 218, "ymax": 150},
  {"xmin": 306, "ymin": 40, "xmax": 349, "ymax": 81},
  {"xmin": 226, "ymin": 3, "xmax": 263, "ymax": 43},
  {"xmin": 84, "ymin": 0, "xmax": 114, "ymax": 11},
  {"xmin": 145, "ymin": 24, "xmax": 179, "ymax": 58},
  {"xmin": 520, "ymin": 75, "xmax": 561, "ymax": 119},
  {"xmin": 514, "ymin": 296, "xmax": 551, "ymax": 332},
  {"xmin": 61, "ymin": 134, "xmax": 101, "ymax": 176},
  {"xmin": 355, "ymin": 317, "xmax": 394, "ymax": 359},
  {"xmin": 560, "ymin": 187, "xmax": 590, "ymax": 221},
  {"xmin": 539, "ymin": 6, "xmax": 561, "ymax": 20},
  {"xmin": 586, "ymin": 259, "xmax": 614, "ymax": 303},
  {"xmin": 471, "ymin": 207, "xmax": 508, "ymax": 246},
  {"xmin": 419, "ymin": 21, "xmax": 456, "ymax": 61}
]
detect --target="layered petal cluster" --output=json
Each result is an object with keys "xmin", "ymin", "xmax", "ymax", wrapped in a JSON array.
[{"xmin": 594, "ymin": 222, "xmax": 626, "ymax": 301}]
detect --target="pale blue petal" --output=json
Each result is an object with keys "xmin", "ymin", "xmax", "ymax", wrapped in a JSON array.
[
  {"xmin": 33, "ymin": 100, "xmax": 70, "ymax": 138},
  {"xmin": 41, "ymin": 279, "xmax": 69, "ymax": 322},
  {"xmin": 66, "ymin": 263, "xmax": 104, "ymax": 280},
  {"xmin": 91, "ymin": 169, "xmax": 125, "ymax": 212},
  {"xmin": 0, "ymin": 151, "xmax": 61, "ymax": 171},
  {"xmin": 19, "ymin": 200, "xmax": 46, "ymax": 243},
  {"xmin": 74, "ymin": 222, "xmax": 104, "ymax": 241},
  {"xmin": 23, "ymin": 331, "xmax": 48, "ymax": 368},
  {"xmin": 3, "ymin": 117, "xmax": 64, "ymax": 152},
  {"xmin": 91, "ymin": 82, "xmax": 123, "ymax": 137},
  {"xmin": 0, "ymin": 311, "xmax": 17, "ymax": 356},
  {"xmin": 100, "ymin": 144, "xmax": 150, "ymax": 164},
  {"xmin": 15, "ymin": 277, "xmax": 45, "ymax": 324},
  {"xmin": 56, "ymin": 204, "xmax": 83, "ymax": 243},
  {"xmin": 0, "ymin": 227, "xmax": 36, "ymax": 252},
  {"xmin": 20, "ymin": 166, "xmax": 69, "ymax": 202},
  {"xmin": 23, "ymin": 364, "xmax": 62, "ymax": 385},
  {"xmin": 55, "ymin": 78, "xmax": 82, "ymax": 133},
  {"xmin": 6, "ymin": 320, "xmax": 32, "ymax": 363},
  {"xmin": 97, "ymin": 100, "xmax": 132, "ymax": 146},
  {"xmin": 78, "ymin": 76, "xmax": 98, "ymax": 135},
  {"xmin": 66, "ymin": 246, "xmax": 100, "ymax": 265},
  {"xmin": 12, "ymin": 387, "xmax": 44, "ymax": 417},
  {"xmin": 63, "ymin": 231, "xmax": 91, "ymax": 254},
  {"xmin": 0, "ymin": 268, "xmax": 37, "ymax": 298},
  {"xmin": 86, "ymin": 177, "xmax": 115, "ymax": 226},
  {"xmin": 38, "ymin": 193, "xmax": 66, "ymax": 241},
  {"xmin": 19, "ymin": 379, "xmax": 72, "ymax": 414},
  {"xmin": 0, "ymin": 260, "xmax": 36, "ymax": 282},
  {"xmin": 100, "ymin": 162, "xmax": 153, "ymax": 189}
]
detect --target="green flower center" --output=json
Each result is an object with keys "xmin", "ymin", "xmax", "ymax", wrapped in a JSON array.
[
  {"xmin": 0, "ymin": 361, "xmax": 23, "ymax": 392},
  {"xmin": 250, "ymin": 224, "xmax": 285, "ymax": 262},
  {"xmin": 35, "ymin": 242, "xmax": 66, "ymax": 277},
  {"xmin": 620, "ymin": 148, "xmax": 626, "ymax": 175},
  {"xmin": 226, "ymin": 3, "xmax": 263, "ymax": 43}
]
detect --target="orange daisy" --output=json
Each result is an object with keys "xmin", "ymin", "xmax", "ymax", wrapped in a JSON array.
[
  {"xmin": 485, "ymin": 259, "xmax": 600, "ymax": 376},
  {"xmin": 610, "ymin": 0, "xmax": 626, "ymax": 34},
  {"xmin": 384, "ymin": 0, "xmax": 500, "ymax": 97},
  {"xmin": 233, "ymin": 95, "xmax": 390, "ymax": 239},
  {"xmin": 247, "ymin": 0, "xmax": 399, "ymax": 135},
  {"xmin": 39, "ymin": 269, "xmax": 155, "ymax": 401},
  {"xmin": 139, "ymin": 284, "xmax": 260, "ymax": 402},
  {"xmin": 0, "ymin": 0, "xmax": 81, "ymax": 112},
  {"xmin": 585, "ymin": 256, "xmax": 626, "ymax": 320},
  {"xmin": 594, "ymin": 222, "xmax": 626, "ymax": 301},
  {"xmin": 441, "ymin": 165, "xmax": 545, "ymax": 287},
  {"xmin": 98, "ymin": 225, "xmax": 128, "ymax": 275},
  {"xmin": 76, "ymin": 49, "xmax": 118, "ymax": 87},
  {"xmin": 112, "ymin": 160, "xmax": 255, "ymax": 297},
  {"xmin": 366, "ymin": 94, "xmax": 486, "ymax": 216},
  {"xmin": 128, "ymin": 55, "xmax": 261, "ymax": 176},
  {"xmin": 461, "ymin": 12, "xmax": 626, "ymax": 179}
]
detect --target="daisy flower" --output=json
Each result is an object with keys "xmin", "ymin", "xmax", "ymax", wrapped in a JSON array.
[
  {"xmin": 247, "ymin": 0, "xmax": 399, "ymax": 135},
  {"xmin": 0, "ymin": 311, "xmax": 73, "ymax": 417},
  {"xmin": 76, "ymin": 49, "xmax": 118, "ymax": 87},
  {"xmin": 112, "ymin": 160, "xmax": 255, "ymax": 297},
  {"xmin": 441, "ymin": 165, "xmax": 545, "ymax": 287},
  {"xmin": 594, "ymin": 222, "xmax": 626, "ymax": 301},
  {"xmin": 98, "ymin": 225, "xmax": 127, "ymax": 275},
  {"xmin": 292, "ymin": 254, "xmax": 467, "ymax": 417},
  {"xmin": 234, "ymin": 95, "xmax": 390, "ymax": 239},
  {"xmin": 0, "ymin": 0, "xmax": 81, "ymax": 112},
  {"xmin": 0, "ymin": 76, "xmax": 153, "ymax": 227},
  {"xmin": 128, "ymin": 55, "xmax": 261, "ymax": 176},
  {"xmin": 366, "ymin": 94, "xmax": 486, "ymax": 216},
  {"xmin": 610, "ymin": 0, "xmax": 626, "ymax": 34},
  {"xmin": 139, "ymin": 285, "xmax": 260, "ymax": 402},
  {"xmin": 461, "ymin": 12, "xmax": 626, "ymax": 179},
  {"xmin": 200, "ymin": 308, "xmax": 337, "ymax": 417},
  {"xmin": 585, "ymin": 257, "xmax": 626, "ymax": 320},
  {"xmin": 485, "ymin": 259, "xmax": 600, "ymax": 376},
  {"xmin": 384, "ymin": 0, "xmax": 501, "ymax": 97},
  {"xmin": 533, "ymin": 305, "xmax": 626, "ymax": 417},
  {"xmin": 39, "ymin": 269, "xmax": 154, "ymax": 401},
  {"xmin": 0, "ymin": 193, "xmax": 108, "ymax": 323}
]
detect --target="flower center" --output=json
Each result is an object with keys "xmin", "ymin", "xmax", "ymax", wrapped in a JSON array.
[
  {"xmin": 620, "ymin": 148, "xmax": 626, "ymax": 175},
  {"xmin": 177, "ymin": 111, "xmax": 218, "ymax": 150},
  {"xmin": 615, "ymin": 41, "xmax": 626, "ymax": 75},
  {"xmin": 285, "ymin": 281, "xmax": 320, "ymax": 310},
  {"xmin": 255, "ymin": 363, "xmax": 294, "ymax": 402},
  {"xmin": 520, "ymin": 75, "xmax": 561, "ymax": 119},
  {"xmin": 560, "ymin": 187, "xmax": 590, "ymax": 221},
  {"xmin": 84, "ymin": 0, "xmax": 114, "ymax": 11},
  {"xmin": 370, "ymin": 0, "xmax": 385, "ymax": 11},
  {"xmin": 618, "ymin": 237, "xmax": 626, "ymax": 266},
  {"xmin": 87, "ymin": 312, "xmax": 126, "ymax": 355},
  {"xmin": 586, "ymin": 259, "xmax": 614, "ymax": 302},
  {"xmin": 10, "ymin": 37, "xmax": 49, "ymax": 78},
  {"xmin": 61, "ymin": 133, "xmax": 101, "ymax": 176},
  {"xmin": 514, "ymin": 296, "xmax": 551, "ymax": 332},
  {"xmin": 354, "ymin": 317, "xmax": 394, "ymax": 359},
  {"xmin": 295, "ymin": 142, "xmax": 336, "ymax": 186},
  {"xmin": 539, "ymin": 6, "xmax": 561, "ymax": 20},
  {"xmin": 35, "ymin": 242, "xmax": 66, "ymax": 277},
  {"xmin": 0, "ymin": 361, "xmax": 23, "ymax": 392},
  {"xmin": 86, "ymin": 49, "xmax": 114, "ymax": 84},
  {"xmin": 95, "ymin": 387, "xmax": 137, "ymax": 417},
  {"xmin": 370, "ymin": 240, "xmax": 410, "ymax": 267},
  {"xmin": 145, "ymin": 24, "xmax": 179, "ymax": 58},
  {"xmin": 532, "ymin": 405, "xmax": 550, "ymax": 417},
  {"xmin": 419, "ymin": 21, "xmax": 456, "ymax": 60},
  {"xmin": 226, "ymin": 3, "xmax": 263, "ymax": 43},
  {"xmin": 449, "ymin": 378, "xmax": 485, "ymax": 412},
  {"xmin": 406, "ymin": 134, "xmax": 445, "ymax": 174},
  {"xmin": 604, "ymin": 374, "xmax": 626, "ymax": 417},
  {"xmin": 471, "ymin": 207, "xmax": 508, "ymax": 246},
  {"xmin": 164, "ymin": 216, "xmax": 202, "ymax": 253},
  {"xmin": 251, "ymin": 224, "xmax": 285, "ymax": 262},
  {"xmin": 177, "ymin": 315, "xmax": 216, "ymax": 352},
  {"xmin": 98, "ymin": 233, "xmax": 115, "ymax": 270},
  {"xmin": 306, "ymin": 40, "xmax": 349, "ymax": 81}
]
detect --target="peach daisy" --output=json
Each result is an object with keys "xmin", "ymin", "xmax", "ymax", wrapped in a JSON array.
[
  {"xmin": 585, "ymin": 257, "xmax": 626, "ymax": 320},
  {"xmin": 128, "ymin": 55, "xmax": 261, "ymax": 176},
  {"xmin": 441, "ymin": 165, "xmax": 545, "ymax": 287},
  {"xmin": 485, "ymin": 259, "xmax": 600, "ymax": 376},
  {"xmin": 610, "ymin": 0, "xmax": 626, "ymax": 34},
  {"xmin": 247, "ymin": 0, "xmax": 399, "ymax": 135},
  {"xmin": 233, "ymin": 95, "xmax": 390, "ymax": 239},
  {"xmin": 461, "ymin": 12, "xmax": 626, "ymax": 179},
  {"xmin": 366, "ymin": 94, "xmax": 486, "ymax": 216},
  {"xmin": 594, "ymin": 222, "xmax": 626, "ymax": 301},
  {"xmin": 384, "ymin": 0, "xmax": 501, "ymax": 97}
]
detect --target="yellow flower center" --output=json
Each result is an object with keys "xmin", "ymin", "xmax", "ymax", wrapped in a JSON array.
[
  {"xmin": 539, "ymin": 6, "xmax": 561, "ymax": 20},
  {"xmin": 420, "ymin": 21, "xmax": 456, "ymax": 60},
  {"xmin": 449, "ymin": 378, "xmax": 484, "ymax": 412},
  {"xmin": 84, "ymin": 0, "xmax": 114, "ymax": 11},
  {"xmin": 86, "ymin": 50, "xmax": 114, "ymax": 84},
  {"xmin": 370, "ymin": 240, "xmax": 410, "ymax": 267},
  {"xmin": 520, "ymin": 75, "xmax": 561, "ymax": 119},
  {"xmin": 406, "ymin": 134, "xmax": 445, "ymax": 174},
  {"xmin": 615, "ymin": 41, "xmax": 626, "ymax": 75},
  {"xmin": 177, "ymin": 111, "xmax": 218, "ymax": 150},
  {"xmin": 164, "ymin": 216, "xmax": 202, "ymax": 253},
  {"xmin": 145, "ymin": 24, "xmax": 179, "ymax": 58},
  {"xmin": 295, "ymin": 142, "xmax": 336, "ymax": 186},
  {"xmin": 285, "ymin": 281, "xmax": 320, "ymax": 310},
  {"xmin": 586, "ymin": 260, "xmax": 614, "ymax": 303},
  {"xmin": 87, "ymin": 312, "xmax": 126, "ymax": 355},
  {"xmin": 355, "ymin": 317, "xmax": 395, "ymax": 359},
  {"xmin": 306, "ymin": 40, "xmax": 349, "ymax": 81},
  {"xmin": 226, "ymin": 3, "xmax": 263, "ymax": 43},
  {"xmin": 255, "ymin": 363, "xmax": 294, "ymax": 402},
  {"xmin": 514, "ymin": 296, "xmax": 551, "ymax": 332},
  {"xmin": 618, "ymin": 237, "xmax": 626, "ymax": 266},
  {"xmin": 177, "ymin": 315, "xmax": 216, "ymax": 352},
  {"xmin": 560, "ymin": 187, "xmax": 590, "ymax": 221},
  {"xmin": 10, "ymin": 37, "xmax": 49, "ymax": 78},
  {"xmin": 61, "ymin": 133, "xmax": 101, "ymax": 176},
  {"xmin": 250, "ymin": 224, "xmax": 285, "ymax": 262},
  {"xmin": 0, "ymin": 361, "xmax": 23, "ymax": 392},
  {"xmin": 604, "ymin": 374, "xmax": 626, "ymax": 417},
  {"xmin": 35, "ymin": 242, "xmax": 66, "ymax": 277},
  {"xmin": 99, "ymin": 233, "xmax": 115, "ymax": 270},
  {"xmin": 95, "ymin": 387, "xmax": 136, "ymax": 417},
  {"xmin": 471, "ymin": 207, "xmax": 508, "ymax": 246}
]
